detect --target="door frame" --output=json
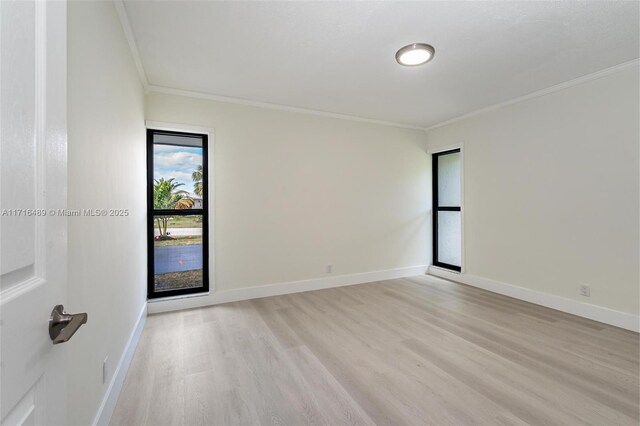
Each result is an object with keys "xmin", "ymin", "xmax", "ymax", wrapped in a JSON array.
[
  {"xmin": 145, "ymin": 121, "xmax": 215, "ymax": 299},
  {"xmin": 429, "ymin": 144, "xmax": 464, "ymax": 273}
]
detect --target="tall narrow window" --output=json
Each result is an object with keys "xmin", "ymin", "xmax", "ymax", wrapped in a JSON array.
[
  {"xmin": 433, "ymin": 149, "xmax": 461, "ymax": 271},
  {"xmin": 147, "ymin": 129, "xmax": 209, "ymax": 299}
]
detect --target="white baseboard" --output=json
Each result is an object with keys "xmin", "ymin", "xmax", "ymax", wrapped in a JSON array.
[
  {"xmin": 428, "ymin": 267, "xmax": 639, "ymax": 332},
  {"xmin": 148, "ymin": 265, "xmax": 429, "ymax": 314},
  {"xmin": 93, "ymin": 302, "xmax": 148, "ymax": 426}
]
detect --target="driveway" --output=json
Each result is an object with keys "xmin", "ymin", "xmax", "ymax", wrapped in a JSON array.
[{"xmin": 155, "ymin": 244, "xmax": 203, "ymax": 274}]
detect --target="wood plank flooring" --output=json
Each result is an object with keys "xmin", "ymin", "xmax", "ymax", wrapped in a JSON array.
[{"xmin": 110, "ymin": 275, "xmax": 639, "ymax": 425}]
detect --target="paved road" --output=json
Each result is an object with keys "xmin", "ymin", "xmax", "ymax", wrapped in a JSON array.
[
  {"xmin": 154, "ymin": 228, "xmax": 202, "ymax": 237},
  {"xmin": 155, "ymin": 244, "xmax": 203, "ymax": 274}
]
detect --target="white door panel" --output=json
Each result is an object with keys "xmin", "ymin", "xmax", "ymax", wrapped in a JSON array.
[
  {"xmin": 0, "ymin": 0, "xmax": 36, "ymax": 278},
  {"xmin": 1, "ymin": 1, "xmax": 69, "ymax": 424}
]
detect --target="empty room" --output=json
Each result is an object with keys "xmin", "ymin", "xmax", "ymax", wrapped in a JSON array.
[{"xmin": 1, "ymin": 1, "xmax": 639, "ymax": 425}]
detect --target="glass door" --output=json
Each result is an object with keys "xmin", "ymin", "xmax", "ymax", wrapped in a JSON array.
[{"xmin": 432, "ymin": 149, "xmax": 461, "ymax": 271}]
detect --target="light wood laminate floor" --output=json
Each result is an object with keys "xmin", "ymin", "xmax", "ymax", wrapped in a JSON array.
[{"xmin": 111, "ymin": 276, "xmax": 639, "ymax": 425}]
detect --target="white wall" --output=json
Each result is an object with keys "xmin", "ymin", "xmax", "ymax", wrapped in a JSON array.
[
  {"xmin": 427, "ymin": 63, "xmax": 639, "ymax": 317},
  {"xmin": 146, "ymin": 93, "xmax": 430, "ymax": 294},
  {"xmin": 67, "ymin": 2, "xmax": 146, "ymax": 424}
]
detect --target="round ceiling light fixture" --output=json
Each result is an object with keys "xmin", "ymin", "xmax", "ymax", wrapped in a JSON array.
[{"xmin": 395, "ymin": 43, "xmax": 435, "ymax": 66}]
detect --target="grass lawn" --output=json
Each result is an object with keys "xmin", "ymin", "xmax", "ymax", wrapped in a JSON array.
[
  {"xmin": 154, "ymin": 236, "xmax": 202, "ymax": 247},
  {"xmin": 154, "ymin": 215, "xmax": 203, "ymax": 229},
  {"xmin": 155, "ymin": 269, "xmax": 203, "ymax": 292}
]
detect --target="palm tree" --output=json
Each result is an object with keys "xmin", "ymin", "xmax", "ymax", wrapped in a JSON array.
[
  {"xmin": 192, "ymin": 165, "xmax": 203, "ymax": 197},
  {"xmin": 154, "ymin": 178, "xmax": 194, "ymax": 239}
]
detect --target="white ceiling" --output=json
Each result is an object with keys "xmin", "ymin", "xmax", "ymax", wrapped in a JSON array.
[{"xmin": 123, "ymin": 1, "xmax": 639, "ymax": 128}]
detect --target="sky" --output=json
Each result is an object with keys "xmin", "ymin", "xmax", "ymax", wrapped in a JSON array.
[{"xmin": 154, "ymin": 145, "xmax": 203, "ymax": 196}]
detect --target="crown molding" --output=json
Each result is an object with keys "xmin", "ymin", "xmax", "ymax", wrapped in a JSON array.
[
  {"xmin": 112, "ymin": 0, "xmax": 637, "ymax": 134},
  {"xmin": 110, "ymin": 3, "xmax": 422, "ymax": 131},
  {"xmin": 111, "ymin": 3, "xmax": 423, "ymax": 131},
  {"xmin": 146, "ymin": 85, "xmax": 425, "ymax": 130},
  {"xmin": 424, "ymin": 58, "xmax": 640, "ymax": 132},
  {"xmin": 113, "ymin": 0, "xmax": 149, "ymax": 88}
]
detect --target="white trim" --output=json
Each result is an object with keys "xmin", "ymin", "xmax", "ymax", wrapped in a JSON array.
[
  {"xmin": 148, "ymin": 265, "xmax": 428, "ymax": 314},
  {"xmin": 107, "ymin": 6, "xmax": 639, "ymax": 134},
  {"xmin": 93, "ymin": 302, "xmax": 148, "ymax": 426},
  {"xmin": 113, "ymin": 0, "xmax": 637, "ymax": 133},
  {"xmin": 150, "ymin": 291, "xmax": 211, "ymax": 304},
  {"xmin": 426, "ymin": 143, "xmax": 464, "ymax": 155},
  {"xmin": 146, "ymin": 85, "xmax": 425, "ymax": 131},
  {"xmin": 428, "ymin": 265, "xmax": 461, "ymax": 275},
  {"xmin": 112, "ymin": 0, "xmax": 421, "ymax": 131},
  {"xmin": 145, "ymin": 120, "xmax": 214, "ymax": 138},
  {"xmin": 427, "ymin": 267, "xmax": 639, "ymax": 332},
  {"xmin": 424, "ymin": 59, "xmax": 640, "ymax": 132},
  {"xmin": 113, "ymin": 0, "xmax": 148, "ymax": 88},
  {"xmin": 146, "ymin": 121, "xmax": 216, "ymax": 294},
  {"xmin": 460, "ymin": 145, "xmax": 465, "ymax": 274}
]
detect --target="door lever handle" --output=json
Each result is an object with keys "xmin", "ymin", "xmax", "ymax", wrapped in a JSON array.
[{"xmin": 49, "ymin": 305, "xmax": 88, "ymax": 344}]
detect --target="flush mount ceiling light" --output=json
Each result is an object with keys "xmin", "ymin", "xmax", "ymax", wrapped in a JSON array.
[{"xmin": 395, "ymin": 43, "xmax": 435, "ymax": 66}]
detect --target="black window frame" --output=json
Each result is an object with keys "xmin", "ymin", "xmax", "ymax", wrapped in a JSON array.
[
  {"xmin": 432, "ymin": 148, "xmax": 462, "ymax": 272},
  {"xmin": 147, "ymin": 128, "xmax": 209, "ymax": 299}
]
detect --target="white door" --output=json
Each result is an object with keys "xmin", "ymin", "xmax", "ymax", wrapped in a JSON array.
[{"xmin": 1, "ymin": 1, "xmax": 74, "ymax": 424}]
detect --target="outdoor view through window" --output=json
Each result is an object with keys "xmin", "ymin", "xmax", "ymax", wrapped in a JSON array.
[{"xmin": 149, "ymin": 130, "xmax": 208, "ymax": 298}]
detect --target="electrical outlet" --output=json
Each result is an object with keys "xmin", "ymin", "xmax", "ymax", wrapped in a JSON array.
[
  {"xmin": 326, "ymin": 264, "xmax": 332, "ymax": 274},
  {"xmin": 103, "ymin": 356, "xmax": 109, "ymax": 384},
  {"xmin": 580, "ymin": 285, "xmax": 591, "ymax": 297}
]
